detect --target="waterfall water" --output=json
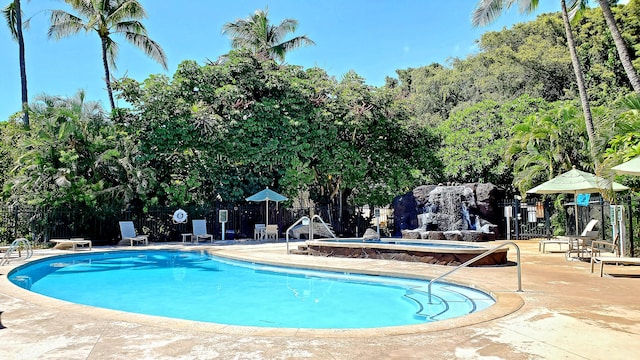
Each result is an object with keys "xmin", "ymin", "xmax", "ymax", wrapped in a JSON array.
[{"xmin": 461, "ymin": 204, "xmax": 476, "ymax": 230}]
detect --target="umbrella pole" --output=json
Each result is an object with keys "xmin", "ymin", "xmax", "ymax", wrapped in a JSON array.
[
  {"xmin": 266, "ymin": 201, "xmax": 269, "ymax": 226},
  {"xmin": 575, "ymin": 192, "xmax": 580, "ymax": 236}
]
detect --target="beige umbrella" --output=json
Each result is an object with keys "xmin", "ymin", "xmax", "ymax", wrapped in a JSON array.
[
  {"xmin": 527, "ymin": 166, "xmax": 629, "ymax": 235},
  {"xmin": 612, "ymin": 156, "xmax": 640, "ymax": 176}
]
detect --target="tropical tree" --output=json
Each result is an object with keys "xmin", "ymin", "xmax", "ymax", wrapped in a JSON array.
[
  {"xmin": 3, "ymin": 0, "xmax": 29, "ymax": 126},
  {"xmin": 595, "ymin": 0, "xmax": 640, "ymax": 93},
  {"xmin": 506, "ymin": 102, "xmax": 591, "ymax": 194},
  {"xmin": 222, "ymin": 7, "xmax": 315, "ymax": 62},
  {"xmin": 601, "ymin": 93, "xmax": 640, "ymax": 166},
  {"xmin": 472, "ymin": 0, "xmax": 597, "ymax": 161},
  {"xmin": 48, "ymin": 0, "xmax": 167, "ymax": 111},
  {"xmin": 3, "ymin": 90, "xmax": 112, "ymax": 208}
]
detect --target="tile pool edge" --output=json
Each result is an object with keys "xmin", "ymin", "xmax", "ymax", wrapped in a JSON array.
[{"xmin": 0, "ymin": 245, "xmax": 525, "ymax": 338}]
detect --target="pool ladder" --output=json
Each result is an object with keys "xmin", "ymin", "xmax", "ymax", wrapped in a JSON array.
[
  {"xmin": 1, "ymin": 238, "xmax": 33, "ymax": 266},
  {"xmin": 427, "ymin": 241, "xmax": 522, "ymax": 303}
]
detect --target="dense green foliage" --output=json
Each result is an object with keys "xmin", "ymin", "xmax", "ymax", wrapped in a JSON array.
[
  {"xmin": 111, "ymin": 51, "xmax": 440, "ymax": 207},
  {"xmin": 2, "ymin": 2, "xmax": 640, "ymax": 218}
]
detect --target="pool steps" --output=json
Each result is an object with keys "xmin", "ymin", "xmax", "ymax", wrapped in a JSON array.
[
  {"xmin": 290, "ymin": 244, "xmax": 310, "ymax": 255},
  {"xmin": 404, "ymin": 285, "xmax": 494, "ymax": 321}
]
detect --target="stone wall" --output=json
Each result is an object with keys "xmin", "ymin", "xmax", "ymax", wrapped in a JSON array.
[{"xmin": 307, "ymin": 245, "xmax": 508, "ymax": 266}]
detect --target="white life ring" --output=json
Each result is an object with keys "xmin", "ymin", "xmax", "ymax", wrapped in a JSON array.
[{"xmin": 172, "ymin": 209, "xmax": 188, "ymax": 224}]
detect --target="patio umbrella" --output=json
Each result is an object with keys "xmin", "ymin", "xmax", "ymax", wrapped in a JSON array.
[
  {"xmin": 612, "ymin": 156, "xmax": 640, "ymax": 176},
  {"xmin": 245, "ymin": 187, "xmax": 288, "ymax": 226},
  {"xmin": 526, "ymin": 166, "xmax": 629, "ymax": 235}
]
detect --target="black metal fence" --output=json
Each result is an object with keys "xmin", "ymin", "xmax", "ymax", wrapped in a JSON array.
[
  {"xmin": 3, "ymin": 194, "xmax": 637, "ymax": 255},
  {"xmin": 0, "ymin": 204, "xmax": 376, "ymax": 246},
  {"xmin": 497, "ymin": 194, "xmax": 638, "ymax": 255}
]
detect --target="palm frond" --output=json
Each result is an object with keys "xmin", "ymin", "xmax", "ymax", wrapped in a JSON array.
[
  {"xmin": 472, "ymin": 0, "xmax": 533, "ymax": 27},
  {"xmin": 566, "ymin": 0, "xmax": 588, "ymax": 22},
  {"xmin": 472, "ymin": 0, "xmax": 509, "ymax": 27},
  {"xmin": 618, "ymin": 92, "xmax": 640, "ymax": 111},
  {"xmin": 104, "ymin": 36, "xmax": 119, "ymax": 68},
  {"xmin": 123, "ymin": 32, "xmax": 167, "ymax": 69},
  {"xmin": 48, "ymin": 10, "xmax": 85, "ymax": 39},
  {"xmin": 3, "ymin": 2, "xmax": 18, "ymax": 41},
  {"xmin": 65, "ymin": 0, "xmax": 95, "ymax": 19},
  {"xmin": 270, "ymin": 35, "xmax": 315, "ymax": 62},
  {"xmin": 518, "ymin": 0, "xmax": 538, "ymax": 14},
  {"xmin": 109, "ymin": 0, "xmax": 147, "ymax": 23},
  {"xmin": 115, "ymin": 20, "xmax": 146, "ymax": 35},
  {"xmin": 270, "ymin": 18, "xmax": 298, "ymax": 44}
]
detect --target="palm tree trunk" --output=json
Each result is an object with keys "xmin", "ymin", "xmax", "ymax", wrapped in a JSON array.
[
  {"xmin": 15, "ymin": 0, "xmax": 29, "ymax": 127},
  {"xmin": 101, "ymin": 37, "xmax": 115, "ymax": 110},
  {"xmin": 596, "ymin": 0, "xmax": 640, "ymax": 93},
  {"xmin": 560, "ymin": 0, "xmax": 597, "ymax": 162}
]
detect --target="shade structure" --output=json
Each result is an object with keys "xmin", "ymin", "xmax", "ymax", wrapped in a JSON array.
[
  {"xmin": 527, "ymin": 167, "xmax": 629, "ymax": 235},
  {"xmin": 246, "ymin": 187, "xmax": 288, "ymax": 226},
  {"xmin": 612, "ymin": 156, "xmax": 640, "ymax": 176}
]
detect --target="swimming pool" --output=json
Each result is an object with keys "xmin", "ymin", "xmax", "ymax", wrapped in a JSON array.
[
  {"xmin": 8, "ymin": 250, "xmax": 495, "ymax": 329},
  {"xmin": 305, "ymin": 238, "xmax": 509, "ymax": 265}
]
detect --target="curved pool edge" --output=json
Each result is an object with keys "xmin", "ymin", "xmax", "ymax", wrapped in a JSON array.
[{"xmin": 0, "ymin": 244, "xmax": 525, "ymax": 338}]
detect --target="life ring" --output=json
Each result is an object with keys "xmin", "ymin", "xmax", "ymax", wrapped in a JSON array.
[{"xmin": 172, "ymin": 209, "xmax": 188, "ymax": 224}]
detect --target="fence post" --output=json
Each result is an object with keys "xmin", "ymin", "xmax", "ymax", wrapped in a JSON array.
[
  {"xmin": 600, "ymin": 197, "xmax": 605, "ymax": 241},
  {"xmin": 13, "ymin": 205, "xmax": 19, "ymax": 239},
  {"xmin": 544, "ymin": 197, "xmax": 552, "ymax": 239},
  {"xmin": 629, "ymin": 194, "xmax": 634, "ymax": 256},
  {"xmin": 513, "ymin": 197, "xmax": 521, "ymax": 240}
]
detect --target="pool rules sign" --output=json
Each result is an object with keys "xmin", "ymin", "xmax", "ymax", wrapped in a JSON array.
[{"xmin": 219, "ymin": 210, "xmax": 228, "ymax": 240}]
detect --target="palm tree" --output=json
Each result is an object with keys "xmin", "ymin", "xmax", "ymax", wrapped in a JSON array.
[
  {"xmin": 472, "ymin": 0, "xmax": 597, "ymax": 161},
  {"xmin": 3, "ymin": 0, "xmax": 29, "ymax": 126},
  {"xmin": 595, "ymin": 0, "xmax": 640, "ymax": 93},
  {"xmin": 222, "ymin": 7, "xmax": 315, "ymax": 62},
  {"xmin": 48, "ymin": 0, "xmax": 167, "ymax": 111}
]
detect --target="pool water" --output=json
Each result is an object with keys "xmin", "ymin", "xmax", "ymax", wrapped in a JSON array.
[{"xmin": 8, "ymin": 250, "xmax": 495, "ymax": 329}]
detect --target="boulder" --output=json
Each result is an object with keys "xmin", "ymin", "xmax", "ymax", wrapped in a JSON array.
[{"xmin": 363, "ymin": 228, "xmax": 380, "ymax": 241}]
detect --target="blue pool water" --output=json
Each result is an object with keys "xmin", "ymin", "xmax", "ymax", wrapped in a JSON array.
[{"xmin": 8, "ymin": 250, "xmax": 495, "ymax": 329}]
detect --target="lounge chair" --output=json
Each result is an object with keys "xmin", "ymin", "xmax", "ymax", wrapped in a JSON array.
[
  {"xmin": 265, "ymin": 225, "xmax": 278, "ymax": 240},
  {"xmin": 539, "ymin": 219, "xmax": 598, "ymax": 255},
  {"xmin": 591, "ymin": 256, "xmax": 640, "ymax": 277},
  {"xmin": 119, "ymin": 221, "xmax": 149, "ymax": 246},
  {"xmin": 589, "ymin": 234, "xmax": 620, "ymax": 258},
  {"xmin": 192, "ymin": 219, "xmax": 214, "ymax": 243},
  {"xmin": 254, "ymin": 224, "xmax": 266, "ymax": 240},
  {"xmin": 50, "ymin": 238, "xmax": 92, "ymax": 251}
]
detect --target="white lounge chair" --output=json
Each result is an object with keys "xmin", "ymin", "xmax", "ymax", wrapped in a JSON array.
[
  {"xmin": 539, "ymin": 219, "xmax": 599, "ymax": 256},
  {"xmin": 192, "ymin": 219, "xmax": 214, "ymax": 243},
  {"xmin": 119, "ymin": 221, "xmax": 149, "ymax": 246}
]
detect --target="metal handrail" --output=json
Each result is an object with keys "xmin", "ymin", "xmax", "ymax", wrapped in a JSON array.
[
  {"xmin": 285, "ymin": 215, "xmax": 336, "ymax": 254},
  {"xmin": 427, "ymin": 241, "xmax": 522, "ymax": 303},
  {"xmin": 286, "ymin": 216, "xmax": 310, "ymax": 254},
  {"xmin": 1, "ymin": 237, "xmax": 33, "ymax": 266}
]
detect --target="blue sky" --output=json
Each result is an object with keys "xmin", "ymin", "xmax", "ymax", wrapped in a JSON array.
[{"xmin": 0, "ymin": 0, "xmax": 563, "ymax": 120}]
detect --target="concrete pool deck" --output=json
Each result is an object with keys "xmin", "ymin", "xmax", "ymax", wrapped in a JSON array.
[{"xmin": 1, "ymin": 239, "xmax": 639, "ymax": 359}]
